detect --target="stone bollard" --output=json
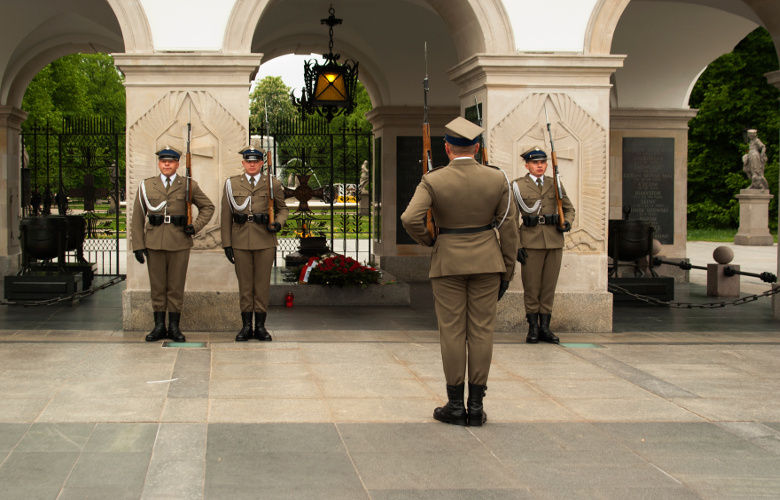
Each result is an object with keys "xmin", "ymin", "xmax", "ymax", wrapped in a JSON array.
[{"xmin": 707, "ymin": 246, "xmax": 740, "ymax": 297}]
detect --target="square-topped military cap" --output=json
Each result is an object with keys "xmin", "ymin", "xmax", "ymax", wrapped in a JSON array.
[
  {"xmin": 444, "ymin": 117, "xmax": 484, "ymax": 147},
  {"xmin": 240, "ymin": 146, "xmax": 266, "ymax": 161},
  {"xmin": 521, "ymin": 147, "xmax": 547, "ymax": 161},
  {"xmin": 156, "ymin": 146, "xmax": 182, "ymax": 161}
]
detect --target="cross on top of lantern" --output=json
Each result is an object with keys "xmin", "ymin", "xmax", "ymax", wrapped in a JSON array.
[{"xmin": 290, "ymin": 6, "xmax": 359, "ymax": 122}]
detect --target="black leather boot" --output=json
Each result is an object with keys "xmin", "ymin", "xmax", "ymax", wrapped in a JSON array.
[
  {"xmin": 145, "ymin": 312, "xmax": 167, "ymax": 342},
  {"xmin": 467, "ymin": 383, "xmax": 488, "ymax": 426},
  {"xmin": 538, "ymin": 314, "xmax": 559, "ymax": 344},
  {"xmin": 254, "ymin": 312, "xmax": 272, "ymax": 341},
  {"xmin": 526, "ymin": 313, "xmax": 540, "ymax": 344},
  {"xmin": 235, "ymin": 312, "xmax": 253, "ymax": 342},
  {"xmin": 433, "ymin": 383, "xmax": 467, "ymax": 426},
  {"xmin": 167, "ymin": 312, "xmax": 186, "ymax": 343}
]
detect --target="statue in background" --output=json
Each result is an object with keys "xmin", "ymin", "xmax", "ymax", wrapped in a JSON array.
[{"xmin": 742, "ymin": 129, "xmax": 770, "ymax": 190}]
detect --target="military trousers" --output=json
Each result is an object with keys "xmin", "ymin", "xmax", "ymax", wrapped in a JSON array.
[
  {"xmin": 431, "ymin": 273, "xmax": 500, "ymax": 386},
  {"xmin": 520, "ymin": 247, "xmax": 562, "ymax": 315},
  {"xmin": 147, "ymin": 248, "xmax": 191, "ymax": 313},
  {"xmin": 233, "ymin": 247, "xmax": 275, "ymax": 313}
]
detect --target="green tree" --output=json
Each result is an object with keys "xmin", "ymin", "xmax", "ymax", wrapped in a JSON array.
[
  {"xmin": 687, "ymin": 27, "xmax": 779, "ymax": 229},
  {"xmin": 21, "ymin": 53, "xmax": 126, "ymax": 196},
  {"xmin": 249, "ymin": 76, "xmax": 297, "ymax": 130}
]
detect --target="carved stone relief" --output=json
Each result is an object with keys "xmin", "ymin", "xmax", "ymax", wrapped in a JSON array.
[
  {"xmin": 127, "ymin": 91, "xmax": 246, "ymax": 249},
  {"xmin": 490, "ymin": 93, "xmax": 607, "ymax": 252}
]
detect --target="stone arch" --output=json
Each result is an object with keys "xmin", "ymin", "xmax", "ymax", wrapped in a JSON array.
[
  {"xmin": 105, "ymin": 0, "xmax": 153, "ymax": 53},
  {"xmin": 1, "ymin": 0, "xmax": 152, "ymax": 108},
  {"xmin": 3, "ymin": 37, "xmax": 118, "ymax": 106},
  {"xmin": 223, "ymin": 0, "xmax": 514, "ymax": 58},
  {"xmin": 584, "ymin": 0, "xmax": 631, "ymax": 55}
]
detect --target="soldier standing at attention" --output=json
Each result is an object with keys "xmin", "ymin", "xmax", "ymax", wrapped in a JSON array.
[
  {"xmin": 132, "ymin": 146, "xmax": 215, "ymax": 343},
  {"xmin": 512, "ymin": 147, "xmax": 575, "ymax": 344},
  {"xmin": 221, "ymin": 147, "xmax": 288, "ymax": 341},
  {"xmin": 401, "ymin": 117, "xmax": 518, "ymax": 427}
]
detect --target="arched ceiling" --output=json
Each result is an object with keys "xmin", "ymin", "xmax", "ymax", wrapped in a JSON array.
[
  {"xmin": 246, "ymin": 0, "xmax": 485, "ymax": 108},
  {"xmin": 611, "ymin": 0, "xmax": 760, "ymax": 108},
  {"xmin": 0, "ymin": 0, "xmax": 127, "ymax": 107}
]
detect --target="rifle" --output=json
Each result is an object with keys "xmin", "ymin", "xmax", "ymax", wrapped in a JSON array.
[
  {"xmin": 264, "ymin": 100, "xmax": 274, "ymax": 226},
  {"xmin": 543, "ymin": 103, "xmax": 566, "ymax": 230},
  {"xmin": 475, "ymin": 96, "xmax": 488, "ymax": 165},
  {"xmin": 421, "ymin": 42, "xmax": 436, "ymax": 240},
  {"xmin": 185, "ymin": 105, "xmax": 193, "ymax": 225}
]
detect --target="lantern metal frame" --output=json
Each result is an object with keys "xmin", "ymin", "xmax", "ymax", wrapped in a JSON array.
[{"xmin": 291, "ymin": 6, "xmax": 359, "ymax": 122}]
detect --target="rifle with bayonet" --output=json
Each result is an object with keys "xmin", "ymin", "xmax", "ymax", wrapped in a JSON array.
[
  {"xmin": 475, "ymin": 96, "xmax": 488, "ymax": 165},
  {"xmin": 543, "ymin": 103, "xmax": 567, "ymax": 231},
  {"xmin": 264, "ymin": 100, "xmax": 279, "ymax": 233},
  {"xmin": 185, "ymin": 107, "xmax": 193, "ymax": 227},
  {"xmin": 421, "ymin": 42, "xmax": 436, "ymax": 241}
]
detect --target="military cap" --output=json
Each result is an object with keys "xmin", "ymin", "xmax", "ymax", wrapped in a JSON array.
[
  {"xmin": 240, "ymin": 146, "xmax": 265, "ymax": 161},
  {"xmin": 521, "ymin": 147, "xmax": 547, "ymax": 161},
  {"xmin": 156, "ymin": 146, "xmax": 181, "ymax": 161},
  {"xmin": 444, "ymin": 117, "xmax": 484, "ymax": 147}
]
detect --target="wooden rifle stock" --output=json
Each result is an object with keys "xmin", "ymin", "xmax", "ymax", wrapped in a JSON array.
[{"xmin": 475, "ymin": 97, "xmax": 488, "ymax": 165}]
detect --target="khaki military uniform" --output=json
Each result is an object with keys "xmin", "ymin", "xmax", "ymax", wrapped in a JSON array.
[
  {"xmin": 513, "ymin": 173, "xmax": 575, "ymax": 314},
  {"xmin": 221, "ymin": 174, "xmax": 288, "ymax": 313},
  {"xmin": 401, "ymin": 158, "xmax": 518, "ymax": 386},
  {"xmin": 131, "ymin": 175, "xmax": 215, "ymax": 312}
]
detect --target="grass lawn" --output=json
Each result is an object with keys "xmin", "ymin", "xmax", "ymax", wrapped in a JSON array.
[{"xmin": 688, "ymin": 228, "xmax": 778, "ymax": 242}]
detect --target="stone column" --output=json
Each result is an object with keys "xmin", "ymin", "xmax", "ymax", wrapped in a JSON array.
[
  {"xmin": 765, "ymin": 70, "xmax": 780, "ymax": 319},
  {"xmin": 448, "ymin": 54, "xmax": 624, "ymax": 333},
  {"xmin": 365, "ymin": 105, "xmax": 458, "ymax": 282},
  {"xmin": 0, "ymin": 106, "xmax": 28, "ymax": 279},
  {"xmin": 113, "ymin": 53, "xmax": 260, "ymax": 331},
  {"xmin": 610, "ymin": 109, "xmax": 697, "ymax": 282}
]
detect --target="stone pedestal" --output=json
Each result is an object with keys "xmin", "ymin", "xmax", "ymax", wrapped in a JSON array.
[
  {"xmin": 707, "ymin": 263, "xmax": 740, "ymax": 297},
  {"xmin": 734, "ymin": 189, "xmax": 774, "ymax": 246}
]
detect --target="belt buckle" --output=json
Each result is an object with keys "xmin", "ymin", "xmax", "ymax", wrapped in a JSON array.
[
  {"xmin": 164, "ymin": 215, "xmax": 171, "ymax": 224},
  {"xmin": 247, "ymin": 214, "xmax": 254, "ymax": 222},
  {"xmin": 538, "ymin": 215, "xmax": 546, "ymax": 225}
]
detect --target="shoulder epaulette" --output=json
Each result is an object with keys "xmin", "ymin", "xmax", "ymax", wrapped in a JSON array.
[{"xmin": 425, "ymin": 166, "xmax": 445, "ymax": 175}]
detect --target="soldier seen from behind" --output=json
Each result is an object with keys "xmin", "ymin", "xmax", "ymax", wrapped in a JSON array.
[{"xmin": 401, "ymin": 117, "xmax": 518, "ymax": 426}]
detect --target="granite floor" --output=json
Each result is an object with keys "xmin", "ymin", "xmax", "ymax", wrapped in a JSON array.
[{"xmin": 1, "ymin": 247, "xmax": 780, "ymax": 498}]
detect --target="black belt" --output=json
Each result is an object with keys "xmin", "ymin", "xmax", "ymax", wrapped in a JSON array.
[
  {"xmin": 522, "ymin": 214, "xmax": 558, "ymax": 227},
  {"xmin": 148, "ymin": 214, "xmax": 187, "ymax": 226},
  {"xmin": 233, "ymin": 213, "xmax": 269, "ymax": 225},
  {"xmin": 437, "ymin": 224, "xmax": 493, "ymax": 235}
]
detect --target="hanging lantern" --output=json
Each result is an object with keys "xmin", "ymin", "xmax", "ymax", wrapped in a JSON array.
[{"xmin": 291, "ymin": 6, "xmax": 359, "ymax": 122}]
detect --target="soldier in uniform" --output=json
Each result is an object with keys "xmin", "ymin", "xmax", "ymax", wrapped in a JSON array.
[
  {"xmin": 512, "ymin": 147, "xmax": 575, "ymax": 344},
  {"xmin": 401, "ymin": 117, "xmax": 518, "ymax": 427},
  {"xmin": 221, "ymin": 147, "xmax": 288, "ymax": 341},
  {"xmin": 132, "ymin": 146, "xmax": 215, "ymax": 342}
]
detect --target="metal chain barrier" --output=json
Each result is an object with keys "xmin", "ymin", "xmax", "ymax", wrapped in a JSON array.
[
  {"xmin": 608, "ymin": 282, "xmax": 780, "ymax": 308},
  {"xmin": 0, "ymin": 275, "xmax": 126, "ymax": 307}
]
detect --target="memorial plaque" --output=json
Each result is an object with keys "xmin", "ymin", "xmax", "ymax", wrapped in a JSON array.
[
  {"xmin": 396, "ymin": 136, "xmax": 446, "ymax": 245},
  {"xmin": 622, "ymin": 138, "xmax": 675, "ymax": 244}
]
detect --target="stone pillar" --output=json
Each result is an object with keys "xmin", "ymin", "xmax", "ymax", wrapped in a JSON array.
[
  {"xmin": 764, "ymin": 70, "xmax": 780, "ymax": 319},
  {"xmin": 113, "ymin": 53, "xmax": 260, "ymax": 331},
  {"xmin": 0, "ymin": 106, "xmax": 28, "ymax": 279},
  {"xmin": 734, "ymin": 189, "xmax": 774, "ymax": 245},
  {"xmin": 365, "ymin": 105, "xmax": 458, "ymax": 282},
  {"xmin": 448, "ymin": 54, "xmax": 624, "ymax": 333},
  {"xmin": 610, "ymin": 109, "xmax": 697, "ymax": 282}
]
